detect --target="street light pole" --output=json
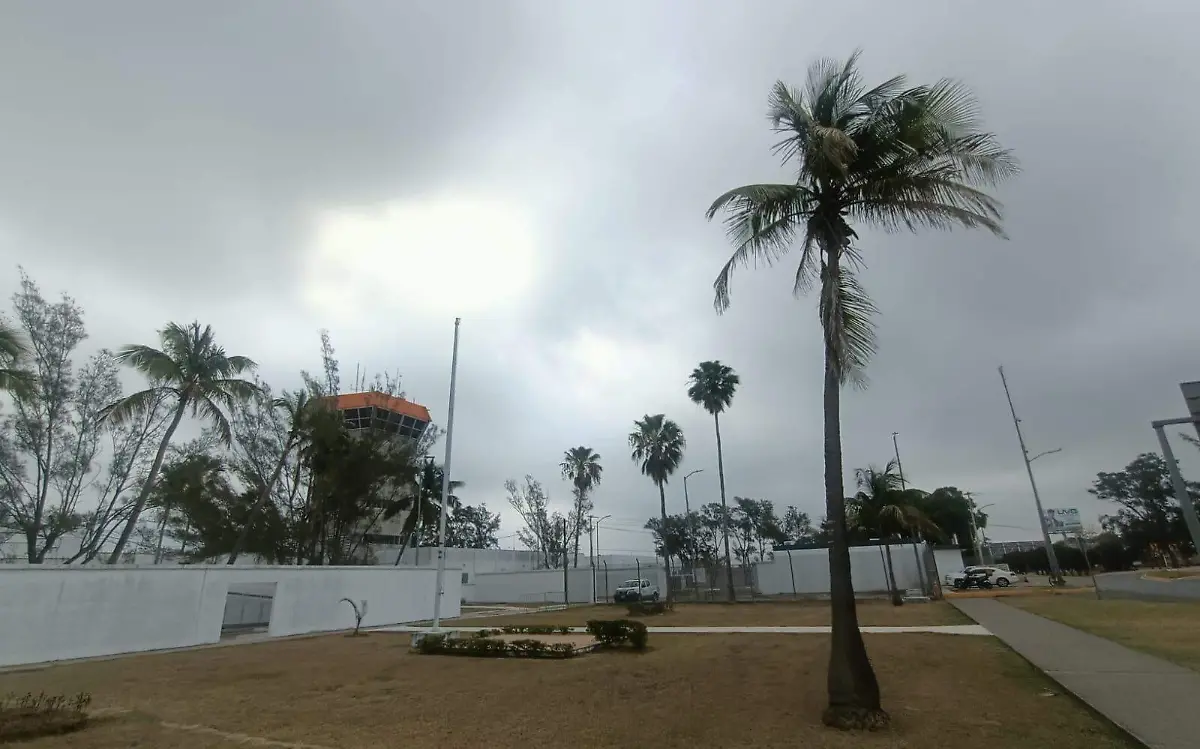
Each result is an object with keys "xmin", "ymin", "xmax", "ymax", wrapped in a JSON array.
[
  {"xmin": 431, "ymin": 318, "xmax": 461, "ymax": 631},
  {"xmin": 969, "ymin": 501, "xmax": 995, "ymax": 565},
  {"xmin": 1152, "ymin": 417, "xmax": 1200, "ymax": 555},
  {"xmin": 998, "ymin": 366, "xmax": 1063, "ymax": 585},
  {"xmin": 683, "ymin": 469, "xmax": 704, "ymax": 597},
  {"xmin": 891, "ymin": 432, "xmax": 907, "ymax": 490}
]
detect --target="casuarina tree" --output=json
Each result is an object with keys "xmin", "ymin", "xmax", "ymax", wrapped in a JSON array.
[
  {"xmin": 686, "ymin": 360, "xmax": 740, "ymax": 600},
  {"xmin": 629, "ymin": 414, "xmax": 685, "ymax": 603},
  {"xmin": 103, "ymin": 322, "xmax": 260, "ymax": 562},
  {"xmin": 706, "ymin": 51, "xmax": 1016, "ymax": 728}
]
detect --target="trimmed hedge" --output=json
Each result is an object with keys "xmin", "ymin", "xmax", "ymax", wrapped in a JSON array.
[
  {"xmin": 415, "ymin": 633, "xmax": 577, "ymax": 659},
  {"xmin": 585, "ymin": 619, "xmax": 648, "ymax": 650}
]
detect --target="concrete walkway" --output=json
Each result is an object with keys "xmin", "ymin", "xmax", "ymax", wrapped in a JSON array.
[
  {"xmin": 953, "ymin": 598, "xmax": 1200, "ymax": 749},
  {"xmin": 378, "ymin": 624, "xmax": 991, "ymax": 635}
]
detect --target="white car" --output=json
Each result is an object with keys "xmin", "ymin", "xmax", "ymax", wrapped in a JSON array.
[
  {"xmin": 945, "ymin": 566, "xmax": 1018, "ymax": 588},
  {"xmin": 613, "ymin": 579, "xmax": 660, "ymax": 602}
]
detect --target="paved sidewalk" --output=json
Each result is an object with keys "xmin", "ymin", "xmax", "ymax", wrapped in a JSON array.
[
  {"xmin": 379, "ymin": 624, "xmax": 991, "ymax": 635},
  {"xmin": 953, "ymin": 598, "xmax": 1200, "ymax": 749}
]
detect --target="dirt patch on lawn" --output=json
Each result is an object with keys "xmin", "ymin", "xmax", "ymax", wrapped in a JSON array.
[{"xmin": 0, "ymin": 631, "xmax": 1134, "ymax": 749}]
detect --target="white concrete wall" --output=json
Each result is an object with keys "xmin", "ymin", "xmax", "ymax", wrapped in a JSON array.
[
  {"xmin": 756, "ymin": 544, "xmax": 927, "ymax": 595},
  {"xmin": 468, "ymin": 565, "xmax": 667, "ymax": 604},
  {"xmin": 380, "ymin": 547, "xmax": 541, "ymax": 582},
  {"xmin": 933, "ymin": 548, "xmax": 965, "ymax": 580},
  {"xmin": 0, "ymin": 565, "xmax": 459, "ymax": 667}
]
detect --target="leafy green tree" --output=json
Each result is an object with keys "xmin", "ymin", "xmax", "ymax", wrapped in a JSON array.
[
  {"xmin": 629, "ymin": 413, "xmax": 686, "ymax": 602},
  {"xmin": 560, "ymin": 446, "xmax": 602, "ymax": 567},
  {"xmin": 103, "ymin": 321, "xmax": 260, "ymax": 562},
  {"xmin": 918, "ymin": 487, "xmax": 984, "ymax": 549},
  {"xmin": 780, "ymin": 506, "xmax": 818, "ymax": 546},
  {"xmin": 686, "ymin": 360, "xmax": 740, "ymax": 599},
  {"xmin": 1090, "ymin": 453, "xmax": 1200, "ymax": 561},
  {"xmin": 445, "ymin": 503, "xmax": 502, "ymax": 549},
  {"xmin": 706, "ymin": 53, "xmax": 1016, "ymax": 727}
]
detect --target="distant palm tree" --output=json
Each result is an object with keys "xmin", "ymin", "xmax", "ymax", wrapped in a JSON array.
[
  {"xmin": 850, "ymin": 461, "xmax": 940, "ymax": 605},
  {"xmin": 629, "ymin": 414, "xmax": 686, "ymax": 603},
  {"xmin": 686, "ymin": 360, "xmax": 740, "ymax": 600},
  {"xmin": 228, "ymin": 389, "xmax": 315, "ymax": 564},
  {"xmin": 706, "ymin": 52, "xmax": 1016, "ymax": 728},
  {"xmin": 394, "ymin": 459, "xmax": 463, "ymax": 565},
  {"xmin": 560, "ymin": 446, "xmax": 603, "ymax": 567},
  {"xmin": 0, "ymin": 320, "xmax": 33, "ymax": 397},
  {"xmin": 103, "ymin": 322, "xmax": 260, "ymax": 562}
]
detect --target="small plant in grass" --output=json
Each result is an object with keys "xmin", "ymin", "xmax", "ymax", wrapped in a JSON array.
[
  {"xmin": 0, "ymin": 692, "xmax": 92, "ymax": 742},
  {"xmin": 340, "ymin": 598, "xmax": 368, "ymax": 636},
  {"xmin": 585, "ymin": 619, "xmax": 649, "ymax": 650}
]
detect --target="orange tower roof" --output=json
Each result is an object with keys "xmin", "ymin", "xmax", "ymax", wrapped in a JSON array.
[{"xmin": 331, "ymin": 391, "xmax": 432, "ymax": 422}]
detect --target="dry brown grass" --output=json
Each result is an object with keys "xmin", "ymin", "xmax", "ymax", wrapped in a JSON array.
[
  {"xmin": 1007, "ymin": 596, "xmax": 1200, "ymax": 671},
  {"xmin": 0, "ymin": 631, "xmax": 1134, "ymax": 749},
  {"xmin": 945, "ymin": 586, "xmax": 1095, "ymax": 599},
  {"xmin": 452, "ymin": 600, "xmax": 968, "ymax": 628}
]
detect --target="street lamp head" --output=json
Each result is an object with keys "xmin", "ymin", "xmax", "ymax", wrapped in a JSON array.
[{"xmin": 685, "ymin": 469, "xmax": 704, "ymax": 480}]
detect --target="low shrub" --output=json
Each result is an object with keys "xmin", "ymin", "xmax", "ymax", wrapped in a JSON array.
[
  {"xmin": 625, "ymin": 600, "xmax": 671, "ymax": 617},
  {"xmin": 0, "ymin": 692, "xmax": 92, "ymax": 742},
  {"xmin": 415, "ymin": 634, "xmax": 577, "ymax": 659},
  {"xmin": 585, "ymin": 619, "xmax": 649, "ymax": 651},
  {"xmin": 474, "ymin": 625, "xmax": 571, "ymax": 638}
]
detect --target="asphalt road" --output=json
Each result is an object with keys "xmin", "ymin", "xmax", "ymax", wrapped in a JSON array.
[{"xmin": 1095, "ymin": 570, "xmax": 1200, "ymax": 602}]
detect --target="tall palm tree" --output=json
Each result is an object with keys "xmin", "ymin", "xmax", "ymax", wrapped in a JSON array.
[
  {"xmin": 560, "ymin": 446, "xmax": 603, "ymax": 567},
  {"xmin": 103, "ymin": 322, "xmax": 260, "ymax": 563},
  {"xmin": 394, "ymin": 459, "xmax": 463, "ymax": 565},
  {"xmin": 629, "ymin": 414, "xmax": 686, "ymax": 603},
  {"xmin": 705, "ymin": 52, "xmax": 1016, "ymax": 728},
  {"xmin": 228, "ymin": 389, "xmax": 314, "ymax": 564},
  {"xmin": 0, "ymin": 320, "xmax": 33, "ymax": 397},
  {"xmin": 686, "ymin": 360, "xmax": 740, "ymax": 600}
]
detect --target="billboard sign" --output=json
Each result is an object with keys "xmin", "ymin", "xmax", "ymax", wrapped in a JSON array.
[{"xmin": 1044, "ymin": 508, "xmax": 1082, "ymax": 534}]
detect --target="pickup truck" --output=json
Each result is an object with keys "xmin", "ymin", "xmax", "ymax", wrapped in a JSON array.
[{"xmin": 613, "ymin": 579, "xmax": 659, "ymax": 602}]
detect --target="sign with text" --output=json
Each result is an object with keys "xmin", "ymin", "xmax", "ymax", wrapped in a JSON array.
[{"xmin": 1044, "ymin": 508, "xmax": 1082, "ymax": 534}]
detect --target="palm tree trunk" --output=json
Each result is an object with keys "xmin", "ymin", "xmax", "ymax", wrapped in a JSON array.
[
  {"xmin": 821, "ymin": 293, "xmax": 887, "ymax": 727},
  {"xmin": 228, "ymin": 439, "xmax": 292, "ymax": 565},
  {"xmin": 153, "ymin": 498, "xmax": 172, "ymax": 564},
  {"xmin": 658, "ymin": 482, "xmax": 672, "ymax": 604},
  {"xmin": 883, "ymin": 540, "xmax": 901, "ymax": 606},
  {"xmin": 107, "ymin": 397, "xmax": 188, "ymax": 564},
  {"xmin": 714, "ymin": 412, "xmax": 736, "ymax": 602},
  {"xmin": 393, "ymin": 500, "xmax": 421, "ymax": 566}
]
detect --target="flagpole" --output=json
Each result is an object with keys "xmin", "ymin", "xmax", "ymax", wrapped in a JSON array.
[{"xmin": 431, "ymin": 317, "xmax": 461, "ymax": 631}]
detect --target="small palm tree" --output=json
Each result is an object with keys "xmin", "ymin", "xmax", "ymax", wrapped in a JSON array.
[
  {"xmin": 104, "ymin": 322, "xmax": 260, "ymax": 562},
  {"xmin": 560, "ymin": 446, "xmax": 603, "ymax": 567},
  {"xmin": 706, "ymin": 52, "xmax": 1016, "ymax": 728},
  {"xmin": 228, "ymin": 389, "xmax": 315, "ymax": 564},
  {"xmin": 850, "ymin": 461, "xmax": 939, "ymax": 605},
  {"xmin": 0, "ymin": 320, "xmax": 33, "ymax": 397},
  {"xmin": 686, "ymin": 361, "xmax": 740, "ymax": 600},
  {"xmin": 394, "ymin": 459, "xmax": 463, "ymax": 564},
  {"xmin": 629, "ymin": 414, "xmax": 686, "ymax": 603}
]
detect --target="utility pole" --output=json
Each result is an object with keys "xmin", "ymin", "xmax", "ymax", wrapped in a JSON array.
[
  {"xmin": 587, "ymin": 514, "xmax": 597, "ymax": 603},
  {"xmin": 1152, "ymin": 417, "xmax": 1200, "ymax": 555},
  {"xmin": 998, "ymin": 366, "xmax": 1063, "ymax": 585},
  {"xmin": 891, "ymin": 432, "xmax": 907, "ymax": 490},
  {"xmin": 561, "ymin": 516, "xmax": 569, "ymax": 605}
]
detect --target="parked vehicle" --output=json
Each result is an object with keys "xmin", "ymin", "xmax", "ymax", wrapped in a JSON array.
[
  {"xmin": 613, "ymin": 579, "xmax": 659, "ymax": 602},
  {"xmin": 945, "ymin": 566, "xmax": 1018, "ymax": 589},
  {"xmin": 953, "ymin": 568, "xmax": 994, "ymax": 590}
]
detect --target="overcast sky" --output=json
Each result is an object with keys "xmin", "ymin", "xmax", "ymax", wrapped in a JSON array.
[{"xmin": 2, "ymin": 0, "xmax": 1198, "ymax": 552}]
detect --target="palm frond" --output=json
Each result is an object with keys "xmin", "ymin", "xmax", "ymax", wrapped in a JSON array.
[
  {"xmin": 102, "ymin": 386, "xmax": 177, "ymax": 425},
  {"xmin": 706, "ymin": 183, "xmax": 816, "ymax": 312},
  {"xmin": 0, "ymin": 367, "xmax": 35, "ymax": 398},
  {"xmin": 115, "ymin": 344, "xmax": 183, "ymax": 383},
  {"xmin": 820, "ymin": 262, "xmax": 878, "ymax": 389},
  {"xmin": 0, "ymin": 320, "xmax": 28, "ymax": 362},
  {"xmin": 686, "ymin": 361, "xmax": 740, "ymax": 415},
  {"xmin": 192, "ymin": 395, "xmax": 234, "ymax": 445}
]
